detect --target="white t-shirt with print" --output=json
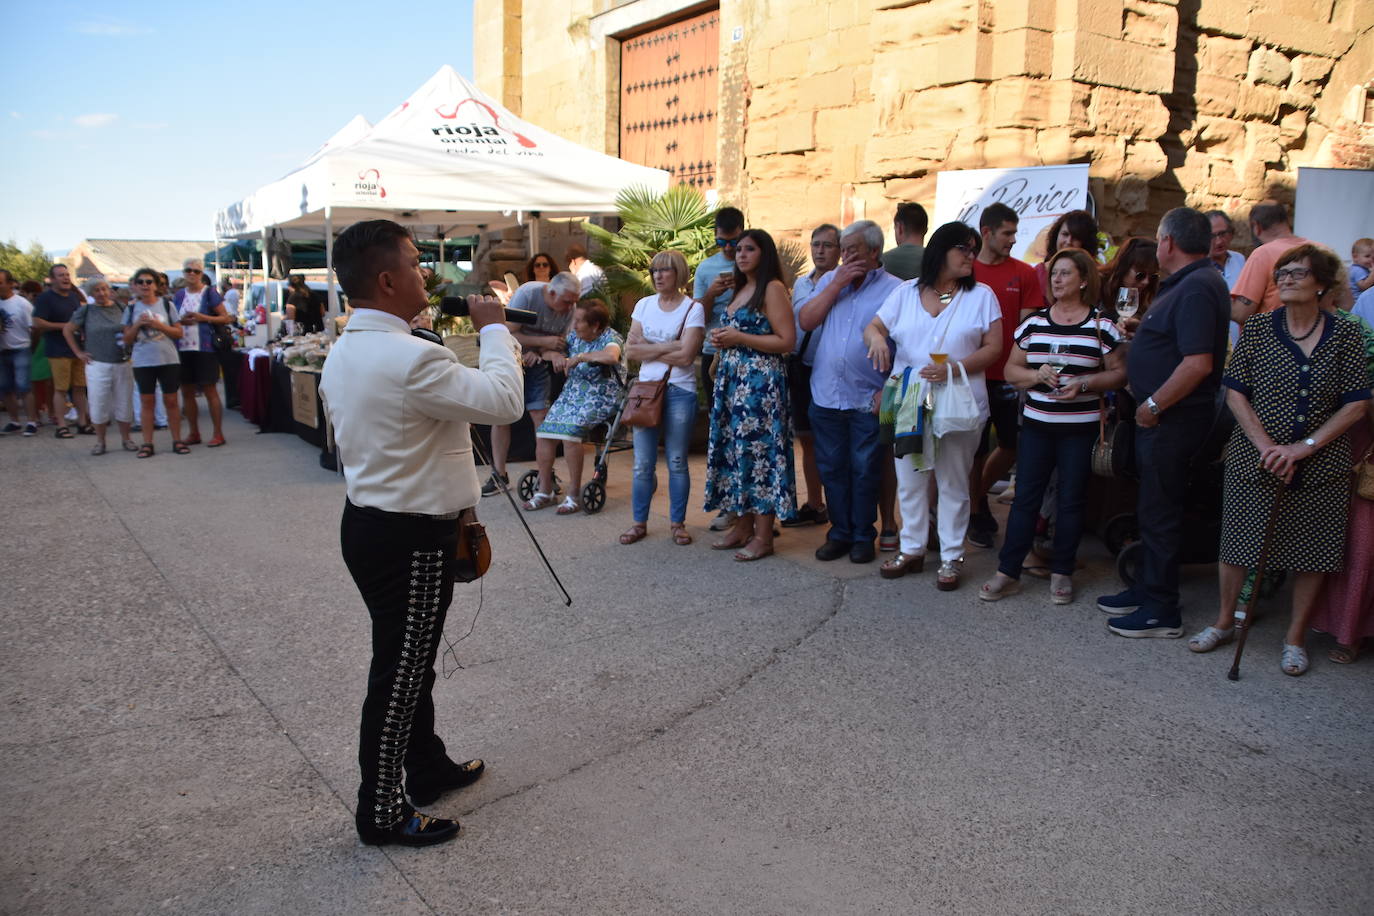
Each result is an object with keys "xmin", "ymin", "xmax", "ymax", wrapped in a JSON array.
[
  {"xmin": 631, "ymin": 295, "xmax": 705, "ymax": 391},
  {"xmin": 177, "ymin": 289, "xmax": 206, "ymax": 352},
  {"xmin": 875, "ymin": 280, "xmax": 1002, "ymax": 416}
]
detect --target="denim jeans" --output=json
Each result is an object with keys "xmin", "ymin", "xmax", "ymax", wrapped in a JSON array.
[
  {"xmin": 809, "ymin": 403, "xmax": 883, "ymax": 544},
  {"xmin": 998, "ymin": 422, "xmax": 1097, "ymax": 578},
  {"xmin": 1135, "ymin": 404, "xmax": 1213, "ymax": 616},
  {"xmin": 631, "ymin": 384, "xmax": 697, "ymax": 524}
]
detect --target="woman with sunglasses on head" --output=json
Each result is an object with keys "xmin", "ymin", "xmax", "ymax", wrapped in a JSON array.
[
  {"xmin": 702, "ymin": 228, "xmax": 797, "ymax": 561},
  {"xmin": 1035, "ymin": 209, "xmax": 1101, "ymax": 305},
  {"xmin": 122, "ymin": 267, "xmax": 186, "ymax": 457},
  {"xmin": 1100, "ymin": 238, "xmax": 1160, "ymax": 332},
  {"xmin": 865, "ymin": 222, "xmax": 1003, "ymax": 590},
  {"xmin": 524, "ymin": 252, "xmax": 562, "ymax": 284},
  {"xmin": 980, "ymin": 248, "xmax": 1126, "ymax": 605},
  {"xmin": 1193, "ymin": 245, "xmax": 1371, "ymax": 675}
]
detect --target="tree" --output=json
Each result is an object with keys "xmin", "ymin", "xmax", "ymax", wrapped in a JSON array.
[{"xmin": 0, "ymin": 240, "xmax": 54, "ymax": 284}]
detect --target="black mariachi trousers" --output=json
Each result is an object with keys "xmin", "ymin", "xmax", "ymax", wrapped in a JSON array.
[{"xmin": 341, "ymin": 499, "xmax": 458, "ymax": 830}]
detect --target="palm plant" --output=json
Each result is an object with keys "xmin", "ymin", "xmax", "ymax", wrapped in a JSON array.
[{"xmin": 582, "ymin": 184, "xmax": 721, "ymax": 331}]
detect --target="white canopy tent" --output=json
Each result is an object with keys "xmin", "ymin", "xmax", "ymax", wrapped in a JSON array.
[{"xmin": 214, "ymin": 65, "xmax": 669, "ymax": 313}]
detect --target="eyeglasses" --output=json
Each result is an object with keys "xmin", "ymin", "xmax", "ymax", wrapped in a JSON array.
[
  {"xmin": 533, "ymin": 262, "xmax": 552, "ymax": 268},
  {"xmin": 1274, "ymin": 266, "xmax": 1312, "ymax": 282},
  {"xmin": 1211, "ymin": 230, "xmax": 1233, "ymax": 239},
  {"xmin": 649, "ymin": 267, "xmax": 677, "ymax": 275},
  {"xmin": 134, "ymin": 278, "xmax": 156, "ymax": 285},
  {"xmin": 811, "ymin": 240, "xmax": 838, "ymax": 249},
  {"xmin": 715, "ymin": 237, "xmax": 741, "ymax": 249},
  {"xmin": 184, "ymin": 268, "xmax": 202, "ymax": 274},
  {"xmin": 952, "ymin": 243, "xmax": 977, "ymax": 257}
]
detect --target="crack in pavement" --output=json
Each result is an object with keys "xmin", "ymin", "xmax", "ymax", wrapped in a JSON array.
[{"xmin": 455, "ymin": 578, "xmax": 850, "ymax": 819}]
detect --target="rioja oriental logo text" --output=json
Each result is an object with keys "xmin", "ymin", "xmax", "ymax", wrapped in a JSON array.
[
  {"xmin": 431, "ymin": 98, "xmax": 537, "ymax": 149},
  {"xmin": 354, "ymin": 169, "xmax": 386, "ymax": 198}
]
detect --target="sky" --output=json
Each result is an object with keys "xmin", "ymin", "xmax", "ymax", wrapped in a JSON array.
[{"xmin": 1, "ymin": 0, "xmax": 476, "ymax": 254}]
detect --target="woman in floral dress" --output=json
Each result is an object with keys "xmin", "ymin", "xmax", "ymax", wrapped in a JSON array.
[
  {"xmin": 703, "ymin": 228, "xmax": 798, "ymax": 561},
  {"xmin": 525, "ymin": 301, "xmax": 623, "ymax": 514}
]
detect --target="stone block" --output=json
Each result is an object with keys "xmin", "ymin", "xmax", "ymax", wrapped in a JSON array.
[
  {"xmin": 786, "ymin": 12, "xmax": 831, "ymax": 44},
  {"xmin": 799, "ymin": 71, "xmax": 857, "ymax": 110},
  {"xmin": 828, "ymin": 0, "xmax": 864, "ymax": 31},
  {"xmin": 1290, "ymin": 54, "xmax": 1335, "ymax": 86},
  {"xmin": 1058, "ymin": 0, "xmax": 1126, "ymax": 38},
  {"xmin": 985, "ymin": 127, "xmax": 1039, "ymax": 166},
  {"xmin": 1198, "ymin": 34, "xmax": 1253, "ymax": 81},
  {"xmin": 1234, "ymin": 82, "xmax": 1283, "ymax": 120},
  {"xmin": 749, "ymin": 81, "xmax": 802, "ymax": 120},
  {"xmin": 1247, "ymin": 47, "xmax": 1293, "ymax": 86},
  {"xmin": 776, "ymin": 112, "xmax": 818, "ymax": 154},
  {"xmin": 1195, "ymin": 74, "xmax": 1240, "ymax": 117},
  {"xmin": 935, "ymin": 29, "xmax": 994, "ymax": 86},
  {"xmin": 769, "ymin": 41, "xmax": 810, "ymax": 79},
  {"xmin": 1279, "ymin": 109, "xmax": 1309, "ymax": 146},
  {"xmin": 1196, "ymin": 0, "xmax": 1253, "ymax": 38},
  {"xmin": 882, "ymin": 175, "xmax": 936, "ymax": 205},
  {"xmin": 1033, "ymin": 126, "xmax": 1074, "ymax": 164},
  {"xmin": 873, "ymin": 0, "xmax": 977, "ymax": 49},
  {"xmin": 991, "ymin": 78, "xmax": 1052, "ymax": 127},
  {"xmin": 745, "ymin": 120, "xmax": 779, "ymax": 158},
  {"xmin": 1206, "ymin": 161, "xmax": 1249, "ymax": 198},
  {"xmin": 989, "ymin": 28, "xmax": 1053, "ymax": 79},
  {"xmin": 864, "ymin": 133, "xmax": 951, "ymax": 178},
  {"xmin": 1088, "ymin": 87, "xmax": 1172, "ymax": 140},
  {"xmin": 991, "ymin": 0, "xmax": 1057, "ymax": 31},
  {"xmin": 1244, "ymin": 122, "xmax": 1284, "ymax": 164},
  {"xmin": 1122, "ymin": 139, "xmax": 1169, "ymax": 178},
  {"xmin": 946, "ymin": 126, "xmax": 992, "ymax": 170},
  {"xmin": 1115, "ymin": 175, "xmax": 1152, "ymax": 214},
  {"xmin": 1123, "ymin": 0, "xmax": 1178, "ymax": 49},
  {"xmin": 1053, "ymin": 31, "xmax": 1175, "ymax": 95},
  {"xmin": 1193, "ymin": 117, "xmax": 1244, "ymax": 155},
  {"xmin": 1247, "ymin": 13, "xmax": 1346, "ymax": 57},
  {"xmin": 872, "ymin": 43, "xmax": 942, "ymax": 93}
]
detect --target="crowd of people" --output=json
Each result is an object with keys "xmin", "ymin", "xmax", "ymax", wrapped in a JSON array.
[
  {"xmin": 491, "ymin": 201, "xmax": 1373, "ymax": 678},
  {"xmin": 0, "ymin": 258, "xmax": 234, "ymax": 456}
]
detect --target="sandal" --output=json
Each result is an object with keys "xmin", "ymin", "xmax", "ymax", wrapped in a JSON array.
[
  {"xmin": 711, "ymin": 534, "xmax": 751, "ymax": 551},
  {"xmin": 978, "ymin": 573, "xmax": 1022, "ymax": 601},
  {"xmin": 1050, "ymin": 574, "xmax": 1075, "ymax": 605},
  {"xmin": 1280, "ymin": 644, "xmax": 1309, "ymax": 677},
  {"xmin": 122, "ymin": 439, "xmax": 138, "ymax": 452},
  {"xmin": 880, "ymin": 552, "xmax": 925, "ymax": 580},
  {"xmin": 734, "ymin": 538, "xmax": 774, "ymax": 562},
  {"xmin": 76, "ymin": 424, "xmax": 96, "ymax": 435},
  {"xmin": 184, "ymin": 433, "xmax": 202, "ymax": 445},
  {"xmin": 137, "ymin": 443, "xmax": 155, "ymax": 459},
  {"xmin": 54, "ymin": 426, "xmax": 74, "ymax": 439},
  {"xmin": 206, "ymin": 434, "xmax": 226, "ymax": 448},
  {"xmin": 670, "ymin": 525, "xmax": 693, "ymax": 546},
  {"xmin": 1021, "ymin": 563, "xmax": 1051, "ymax": 580},
  {"xmin": 936, "ymin": 560, "xmax": 962, "ymax": 591},
  {"xmin": 172, "ymin": 440, "xmax": 191, "ymax": 455},
  {"xmin": 619, "ymin": 523, "xmax": 648, "ymax": 545},
  {"xmin": 555, "ymin": 496, "xmax": 581, "ymax": 515},
  {"xmin": 90, "ymin": 442, "xmax": 107, "ymax": 456},
  {"xmin": 1188, "ymin": 626, "xmax": 1235, "ymax": 654},
  {"xmin": 522, "ymin": 491, "xmax": 554, "ymax": 511},
  {"xmin": 1329, "ymin": 643, "xmax": 1361, "ymax": 665}
]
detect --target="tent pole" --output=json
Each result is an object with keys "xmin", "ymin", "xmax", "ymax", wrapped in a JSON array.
[
  {"xmin": 325, "ymin": 206, "xmax": 336, "ymax": 324},
  {"xmin": 530, "ymin": 212, "xmax": 541, "ymax": 255}
]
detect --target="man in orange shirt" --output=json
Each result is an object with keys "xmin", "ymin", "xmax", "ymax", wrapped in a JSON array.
[{"xmin": 1230, "ymin": 202, "xmax": 1309, "ymax": 324}]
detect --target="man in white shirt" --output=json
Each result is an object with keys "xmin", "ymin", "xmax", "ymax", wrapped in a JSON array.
[
  {"xmin": 783, "ymin": 223, "xmax": 840, "ymax": 528},
  {"xmin": 319, "ymin": 219, "xmax": 523, "ymax": 848},
  {"xmin": 565, "ymin": 243, "xmax": 605, "ymax": 296},
  {"xmin": 0, "ymin": 269, "xmax": 38, "ymax": 435}
]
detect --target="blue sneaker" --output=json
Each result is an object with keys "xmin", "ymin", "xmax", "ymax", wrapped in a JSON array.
[
  {"xmin": 1097, "ymin": 587, "xmax": 1142, "ymax": 615},
  {"xmin": 1107, "ymin": 606, "xmax": 1183, "ymax": 639}
]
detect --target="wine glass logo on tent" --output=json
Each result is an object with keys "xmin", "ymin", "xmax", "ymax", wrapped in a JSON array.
[
  {"xmin": 355, "ymin": 169, "xmax": 386, "ymax": 199},
  {"xmin": 432, "ymin": 98, "xmax": 537, "ymax": 149}
]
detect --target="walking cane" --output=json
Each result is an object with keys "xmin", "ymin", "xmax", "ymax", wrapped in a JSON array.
[{"xmin": 1226, "ymin": 484, "xmax": 1288, "ymax": 681}]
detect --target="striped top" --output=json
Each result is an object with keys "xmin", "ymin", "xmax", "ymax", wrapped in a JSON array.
[{"xmin": 1015, "ymin": 308, "xmax": 1123, "ymax": 426}]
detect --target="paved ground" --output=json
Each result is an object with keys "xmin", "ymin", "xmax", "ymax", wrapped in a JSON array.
[{"xmin": 2, "ymin": 409, "xmax": 1372, "ymax": 915}]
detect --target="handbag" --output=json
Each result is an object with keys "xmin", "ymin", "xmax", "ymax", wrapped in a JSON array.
[
  {"xmin": 211, "ymin": 322, "xmax": 236, "ymax": 353},
  {"xmin": 623, "ymin": 300, "xmax": 693, "ymax": 429},
  {"xmin": 452, "ymin": 507, "xmax": 492, "ymax": 583},
  {"xmin": 1355, "ymin": 443, "xmax": 1374, "ymax": 501},
  {"xmin": 931, "ymin": 360, "xmax": 982, "ymax": 437},
  {"xmin": 1087, "ymin": 308, "xmax": 1127, "ymax": 478}
]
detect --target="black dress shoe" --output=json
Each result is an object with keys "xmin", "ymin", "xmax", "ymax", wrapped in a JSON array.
[
  {"xmin": 849, "ymin": 541, "xmax": 876, "ymax": 563},
  {"xmin": 357, "ymin": 810, "xmax": 461, "ymax": 847},
  {"xmin": 782, "ymin": 504, "xmax": 828, "ymax": 528},
  {"xmin": 407, "ymin": 758, "xmax": 486, "ymax": 806},
  {"xmin": 815, "ymin": 539, "xmax": 852, "ymax": 561}
]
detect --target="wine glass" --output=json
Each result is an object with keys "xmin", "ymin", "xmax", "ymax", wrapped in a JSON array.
[
  {"xmin": 1116, "ymin": 288, "xmax": 1139, "ymax": 321},
  {"xmin": 1046, "ymin": 341, "xmax": 1070, "ymax": 389}
]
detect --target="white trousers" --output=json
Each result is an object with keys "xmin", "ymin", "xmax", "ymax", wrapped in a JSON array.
[
  {"xmin": 86, "ymin": 361, "xmax": 134, "ymax": 424},
  {"xmin": 893, "ymin": 428, "xmax": 981, "ymax": 563}
]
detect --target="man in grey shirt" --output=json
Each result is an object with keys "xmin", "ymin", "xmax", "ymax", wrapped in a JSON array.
[{"xmin": 881, "ymin": 202, "xmax": 928, "ymax": 282}]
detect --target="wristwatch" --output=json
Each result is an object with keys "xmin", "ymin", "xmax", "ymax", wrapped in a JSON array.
[
  {"xmin": 1304, "ymin": 437, "xmax": 1317, "ymax": 450},
  {"xmin": 1079, "ymin": 379, "xmax": 1091, "ymax": 394},
  {"xmin": 1145, "ymin": 396, "xmax": 1161, "ymax": 416}
]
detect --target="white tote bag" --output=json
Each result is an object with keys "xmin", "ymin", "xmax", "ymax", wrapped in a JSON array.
[{"xmin": 931, "ymin": 360, "xmax": 982, "ymax": 437}]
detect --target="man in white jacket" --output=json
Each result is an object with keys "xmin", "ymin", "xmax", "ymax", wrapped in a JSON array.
[{"xmin": 320, "ymin": 219, "xmax": 524, "ymax": 847}]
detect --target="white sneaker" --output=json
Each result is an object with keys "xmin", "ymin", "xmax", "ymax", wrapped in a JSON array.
[{"xmin": 709, "ymin": 511, "xmax": 738, "ymax": 531}]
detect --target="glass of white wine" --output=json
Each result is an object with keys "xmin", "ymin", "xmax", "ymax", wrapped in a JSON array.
[
  {"xmin": 1046, "ymin": 341, "xmax": 1070, "ymax": 390},
  {"xmin": 1116, "ymin": 287, "xmax": 1139, "ymax": 321}
]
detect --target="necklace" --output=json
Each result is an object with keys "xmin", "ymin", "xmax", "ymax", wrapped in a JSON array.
[
  {"xmin": 1285, "ymin": 309, "xmax": 1321, "ymax": 342},
  {"xmin": 934, "ymin": 285, "xmax": 956, "ymax": 304}
]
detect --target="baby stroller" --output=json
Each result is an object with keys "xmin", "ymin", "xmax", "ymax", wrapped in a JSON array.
[{"xmin": 516, "ymin": 358, "xmax": 633, "ymax": 515}]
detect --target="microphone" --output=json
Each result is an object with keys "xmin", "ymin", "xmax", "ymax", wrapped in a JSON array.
[{"xmin": 440, "ymin": 296, "xmax": 538, "ymax": 325}]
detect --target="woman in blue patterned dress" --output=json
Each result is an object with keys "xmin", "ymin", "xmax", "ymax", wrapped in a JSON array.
[
  {"xmin": 703, "ymin": 228, "xmax": 798, "ymax": 561},
  {"xmin": 524, "ymin": 301, "xmax": 623, "ymax": 514}
]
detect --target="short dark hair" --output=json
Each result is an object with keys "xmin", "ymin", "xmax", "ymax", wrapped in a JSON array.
[
  {"xmin": 1275, "ymin": 243, "xmax": 1343, "ymax": 296},
  {"xmin": 564, "ymin": 243, "xmax": 587, "ymax": 261},
  {"xmin": 1249, "ymin": 202, "xmax": 1290, "ymax": 232},
  {"xmin": 811, "ymin": 223, "xmax": 840, "ymax": 241},
  {"xmin": 1204, "ymin": 210, "xmax": 1235, "ymax": 233},
  {"xmin": 894, "ymin": 202, "xmax": 929, "ymax": 238},
  {"xmin": 1158, "ymin": 207, "xmax": 1212, "ymax": 256},
  {"xmin": 334, "ymin": 219, "xmax": 413, "ymax": 300},
  {"xmin": 714, "ymin": 206, "xmax": 745, "ymax": 235},
  {"xmin": 575, "ymin": 299, "xmax": 611, "ymax": 333},
  {"xmin": 979, "ymin": 202, "xmax": 1019, "ymax": 232},
  {"xmin": 921, "ymin": 221, "xmax": 981, "ymax": 291},
  {"xmin": 0, "ymin": 269, "xmax": 13, "ymax": 284},
  {"xmin": 48, "ymin": 264, "xmax": 68, "ymax": 278},
  {"xmin": 1046, "ymin": 209, "xmax": 1100, "ymax": 258},
  {"xmin": 131, "ymin": 266, "xmax": 158, "ymax": 286}
]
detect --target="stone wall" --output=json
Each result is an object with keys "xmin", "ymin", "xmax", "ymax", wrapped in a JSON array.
[{"xmin": 475, "ymin": 0, "xmax": 1373, "ymax": 251}]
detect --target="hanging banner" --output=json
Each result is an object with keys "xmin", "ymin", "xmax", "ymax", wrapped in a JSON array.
[{"xmin": 934, "ymin": 164, "xmax": 1091, "ymax": 262}]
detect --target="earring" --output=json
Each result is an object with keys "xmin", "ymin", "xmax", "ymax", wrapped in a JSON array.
[{"xmin": 1080, "ymin": 284, "xmax": 1086, "ymax": 290}]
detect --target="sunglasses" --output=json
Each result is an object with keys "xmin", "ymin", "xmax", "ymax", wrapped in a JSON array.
[
  {"xmin": 1274, "ymin": 266, "xmax": 1312, "ymax": 282},
  {"xmin": 1131, "ymin": 270, "xmax": 1159, "ymax": 282},
  {"xmin": 715, "ymin": 237, "xmax": 741, "ymax": 249},
  {"xmin": 533, "ymin": 261, "xmax": 552, "ymax": 268},
  {"xmin": 134, "ymin": 278, "xmax": 156, "ymax": 285},
  {"xmin": 184, "ymin": 268, "xmax": 202, "ymax": 274}
]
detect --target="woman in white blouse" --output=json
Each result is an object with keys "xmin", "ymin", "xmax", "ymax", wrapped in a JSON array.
[{"xmin": 863, "ymin": 222, "xmax": 1003, "ymax": 590}]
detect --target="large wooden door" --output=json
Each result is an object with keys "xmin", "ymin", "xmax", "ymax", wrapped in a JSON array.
[{"xmin": 619, "ymin": 8, "xmax": 719, "ymax": 190}]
